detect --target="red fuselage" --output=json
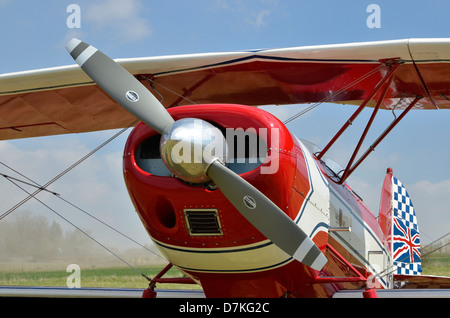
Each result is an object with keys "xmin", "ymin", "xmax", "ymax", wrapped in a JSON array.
[{"xmin": 123, "ymin": 104, "xmax": 389, "ymax": 297}]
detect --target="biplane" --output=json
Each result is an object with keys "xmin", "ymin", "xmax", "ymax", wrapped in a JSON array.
[{"xmin": 1, "ymin": 38, "xmax": 450, "ymax": 298}]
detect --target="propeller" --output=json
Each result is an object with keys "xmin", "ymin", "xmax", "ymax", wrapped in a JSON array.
[
  {"xmin": 66, "ymin": 38, "xmax": 327, "ymax": 271},
  {"xmin": 66, "ymin": 38, "xmax": 174, "ymax": 135}
]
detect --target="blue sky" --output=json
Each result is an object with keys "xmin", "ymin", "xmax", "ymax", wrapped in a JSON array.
[{"xmin": 1, "ymin": 0, "xmax": 449, "ymax": 257}]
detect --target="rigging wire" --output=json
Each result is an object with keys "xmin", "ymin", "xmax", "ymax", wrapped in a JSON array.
[
  {"xmin": 0, "ymin": 119, "xmax": 138, "ymax": 222},
  {"xmin": 422, "ymin": 232, "xmax": 450, "ymax": 258},
  {"xmin": 279, "ymin": 59, "xmax": 448, "ymax": 285},
  {"xmin": 3, "ymin": 175, "xmax": 152, "ymax": 282},
  {"xmin": 0, "ymin": 119, "xmax": 173, "ymax": 281},
  {"xmin": 365, "ymin": 215, "xmax": 449, "ymax": 286},
  {"xmin": 2, "ymin": 60, "xmax": 445, "ymax": 287},
  {"xmin": 282, "ymin": 63, "xmax": 386, "ymax": 125},
  {"xmin": 142, "ymin": 76, "xmax": 197, "ymax": 105},
  {"xmin": 366, "ymin": 240, "xmax": 450, "ymax": 289},
  {"xmin": 0, "ymin": 168, "xmax": 165, "ymax": 261},
  {"xmin": 0, "ymin": 172, "xmax": 59, "ymax": 196}
]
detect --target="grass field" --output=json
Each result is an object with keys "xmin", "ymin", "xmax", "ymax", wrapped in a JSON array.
[
  {"xmin": 0, "ymin": 254, "xmax": 448, "ymax": 290},
  {"xmin": 0, "ymin": 265, "xmax": 201, "ymax": 290},
  {"xmin": 422, "ymin": 253, "xmax": 450, "ymax": 277}
]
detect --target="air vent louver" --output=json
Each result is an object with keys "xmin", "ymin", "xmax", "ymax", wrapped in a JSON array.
[{"xmin": 184, "ymin": 209, "xmax": 222, "ymax": 236}]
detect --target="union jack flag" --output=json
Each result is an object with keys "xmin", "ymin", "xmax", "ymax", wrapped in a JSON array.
[
  {"xmin": 393, "ymin": 218, "xmax": 421, "ymax": 263},
  {"xmin": 391, "ymin": 177, "xmax": 422, "ymax": 275}
]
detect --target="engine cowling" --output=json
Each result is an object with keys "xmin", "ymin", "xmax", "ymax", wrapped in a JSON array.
[{"xmin": 122, "ymin": 104, "xmax": 327, "ymax": 297}]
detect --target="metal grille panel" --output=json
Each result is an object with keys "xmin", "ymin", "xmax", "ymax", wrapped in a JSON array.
[{"xmin": 184, "ymin": 209, "xmax": 222, "ymax": 236}]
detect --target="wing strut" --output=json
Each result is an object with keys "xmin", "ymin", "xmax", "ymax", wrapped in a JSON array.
[
  {"xmin": 339, "ymin": 96, "xmax": 421, "ymax": 183},
  {"xmin": 317, "ymin": 59, "xmax": 401, "ymax": 161},
  {"xmin": 315, "ymin": 59, "xmax": 422, "ymax": 183}
]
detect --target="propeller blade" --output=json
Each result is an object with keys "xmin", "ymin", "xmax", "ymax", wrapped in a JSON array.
[
  {"xmin": 67, "ymin": 38, "xmax": 327, "ymax": 271},
  {"xmin": 207, "ymin": 160, "xmax": 327, "ymax": 271},
  {"xmin": 66, "ymin": 38, "xmax": 174, "ymax": 134}
]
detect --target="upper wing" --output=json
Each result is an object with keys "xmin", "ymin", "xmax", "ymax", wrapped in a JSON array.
[{"xmin": 1, "ymin": 38, "xmax": 450, "ymax": 140}]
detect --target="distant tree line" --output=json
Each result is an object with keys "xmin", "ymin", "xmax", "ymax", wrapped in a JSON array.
[
  {"xmin": 0, "ymin": 211, "xmax": 166, "ymax": 268},
  {"xmin": 0, "ymin": 211, "xmax": 107, "ymax": 263},
  {"xmin": 422, "ymin": 237, "xmax": 450, "ymax": 256}
]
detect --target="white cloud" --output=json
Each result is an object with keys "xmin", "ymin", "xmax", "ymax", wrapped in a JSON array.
[
  {"xmin": 408, "ymin": 179, "xmax": 450, "ymax": 243},
  {"xmin": 211, "ymin": 0, "xmax": 275, "ymax": 28},
  {"xmin": 85, "ymin": 0, "xmax": 152, "ymax": 43},
  {"xmin": 246, "ymin": 9, "xmax": 271, "ymax": 28},
  {"xmin": 87, "ymin": 0, "xmax": 140, "ymax": 23}
]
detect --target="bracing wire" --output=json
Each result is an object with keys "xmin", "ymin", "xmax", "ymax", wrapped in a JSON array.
[
  {"xmin": 0, "ymin": 120, "xmax": 138, "ymax": 221},
  {"xmin": 0, "ymin": 168, "xmax": 166, "ymax": 261},
  {"xmin": 283, "ymin": 63, "xmax": 386, "ymax": 125},
  {"xmin": 3, "ymin": 176, "xmax": 152, "ymax": 282},
  {"xmin": 0, "ymin": 119, "xmax": 171, "ymax": 281}
]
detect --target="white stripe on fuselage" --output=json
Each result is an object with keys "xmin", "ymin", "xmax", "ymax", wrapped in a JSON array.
[
  {"xmin": 296, "ymin": 138, "xmax": 391, "ymax": 288},
  {"xmin": 295, "ymin": 139, "xmax": 330, "ymax": 237},
  {"xmin": 153, "ymin": 239, "xmax": 292, "ymax": 273}
]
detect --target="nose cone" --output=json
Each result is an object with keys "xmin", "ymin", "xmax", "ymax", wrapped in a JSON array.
[{"xmin": 160, "ymin": 118, "xmax": 228, "ymax": 184}]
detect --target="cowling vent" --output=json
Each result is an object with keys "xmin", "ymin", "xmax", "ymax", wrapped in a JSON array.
[{"xmin": 184, "ymin": 209, "xmax": 222, "ymax": 236}]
